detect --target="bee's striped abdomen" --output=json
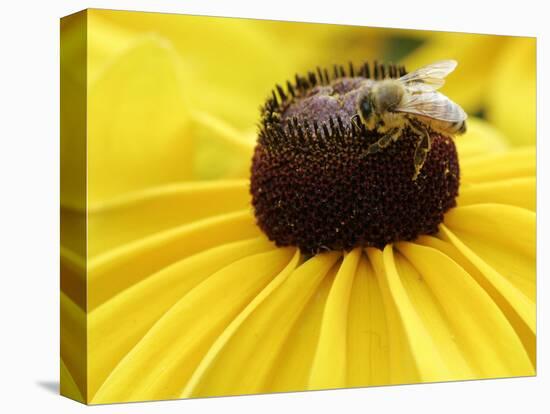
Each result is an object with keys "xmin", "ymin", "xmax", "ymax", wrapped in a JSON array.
[{"xmin": 451, "ymin": 120, "xmax": 467, "ymax": 134}]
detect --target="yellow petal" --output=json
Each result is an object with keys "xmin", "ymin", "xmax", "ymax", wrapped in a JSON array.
[
  {"xmin": 90, "ymin": 10, "xmax": 292, "ymax": 129},
  {"xmin": 61, "ymin": 359, "xmax": 84, "ymax": 403},
  {"xmin": 346, "ymin": 255, "xmax": 390, "ymax": 387},
  {"xmin": 440, "ymin": 204, "xmax": 536, "ymax": 364},
  {"xmin": 88, "ymin": 237, "xmax": 274, "ymax": 398},
  {"xmin": 190, "ymin": 110, "xmax": 255, "ymax": 157},
  {"xmin": 455, "ymin": 117, "xmax": 508, "ymax": 161},
  {"xmin": 308, "ymin": 248, "xmax": 361, "ymax": 390},
  {"xmin": 88, "ymin": 34, "xmax": 192, "ymax": 204},
  {"xmin": 444, "ymin": 204, "xmax": 535, "ymax": 276},
  {"xmin": 190, "ymin": 111, "xmax": 255, "ymax": 180},
  {"xmin": 182, "ymin": 251, "xmax": 341, "ymax": 398},
  {"xmin": 60, "ymin": 246, "xmax": 86, "ymax": 310},
  {"xmin": 393, "ymin": 248, "xmax": 476, "ymax": 379},
  {"xmin": 60, "ymin": 207, "xmax": 85, "ymax": 257},
  {"xmin": 367, "ymin": 246, "xmax": 452, "ymax": 383},
  {"xmin": 60, "ymin": 12, "xmax": 86, "ymax": 210},
  {"xmin": 88, "ymin": 180, "xmax": 250, "ymax": 257},
  {"xmin": 445, "ymin": 205, "xmax": 536, "ymax": 267},
  {"xmin": 461, "ymin": 146, "xmax": 535, "ymax": 183},
  {"xmin": 397, "ymin": 242, "xmax": 533, "ymax": 377},
  {"xmin": 88, "ymin": 210, "xmax": 261, "ymax": 310},
  {"xmin": 444, "ymin": 206, "xmax": 535, "ymax": 306},
  {"xmin": 258, "ymin": 22, "xmax": 387, "ymax": 72},
  {"xmin": 265, "ymin": 263, "xmax": 339, "ymax": 393},
  {"xmin": 90, "ymin": 10, "xmax": 389, "ymax": 130},
  {"xmin": 487, "ymin": 37, "xmax": 536, "ymax": 146},
  {"xmin": 87, "ymin": 9, "xmax": 136, "ymax": 83},
  {"xmin": 60, "ymin": 292, "xmax": 86, "ymax": 401},
  {"xmin": 92, "ymin": 248, "xmax": 296, "ymax": 404},
  {"xmin": 458, "ymin": 177, "xmax": 536, "ymax": 211}
]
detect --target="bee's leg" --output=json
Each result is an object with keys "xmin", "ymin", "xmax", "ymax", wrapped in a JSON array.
[
  {"xmin": 408, "ymin": 120, "xmax": 424, "ymax": 137},
  {"xmin": 366, "ymin": 128, "xmax": 400, "ymax": 154},
  {"xmin": 411, "ymin": 124, "xmax": 432, "ymax": 181},
  {"xmin": 389, "ymin": 128, "xmax": 402, "ymax": 142},
  {"xmin": 351, "ymin": 114, "xmax": 362, "ymax": 131}
]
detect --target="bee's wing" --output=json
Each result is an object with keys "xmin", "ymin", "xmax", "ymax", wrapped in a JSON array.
[
  {"xmin": 396, "ymin": 91, "xmax": 467, "ymax": 122},
  {"xmin": 399, "ymin": 60, "xmax": 457, "ymax": 92}
]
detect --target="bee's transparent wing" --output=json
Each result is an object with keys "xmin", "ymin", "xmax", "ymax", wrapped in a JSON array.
[
  {"xmin": 399, "ymin": 60, "xmax": 457, "ymax": 92},
  {"xmin": 396, "ymin": 91, "xmax": 467, "ymax": 122}
]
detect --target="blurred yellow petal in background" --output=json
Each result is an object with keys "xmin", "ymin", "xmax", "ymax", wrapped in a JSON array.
[
  {"xmin": 403, "ymin": 32, "xmax": 507, "ymax": 113},
  {"xmin": 486, "ymin": 37, "xmax": 536, "ymax": 145},
  {"xmin": 91, "ymin": 11, "xmax": 386, "ymax": 128},
  {"xmin": 454, "ymin": 117, "xmax": 509, "ymax": 159},
  {"xmin": 404, "ymin": 32, "xmax": 536, "ymax": 146},
  {"xmin": 60, "ymin": 14, "xmax": 87, "ymax": 210},
  {"xmin": 86, "ymin": 10, "xmax": 409, "ymax": 194},
  {"xmin": 88, "ymin": 34, "xmax": 193, "ymax": 204}
]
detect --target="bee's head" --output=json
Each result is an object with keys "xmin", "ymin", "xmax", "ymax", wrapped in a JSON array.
[
  {"xmin": 357, "ymin": 80, "xmax": 403, "ymax": 129},
  {"xmin": 357, "ymin": 92, "xmax": 376, "ymax": 128}
]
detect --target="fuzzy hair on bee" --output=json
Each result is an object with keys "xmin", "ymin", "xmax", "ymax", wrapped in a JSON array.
[{"xmin": 353, "ymin": 60, "xmax": 467, "ymax": 180}]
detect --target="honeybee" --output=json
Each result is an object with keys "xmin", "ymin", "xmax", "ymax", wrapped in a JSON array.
[{"xmin": 353, "ymin": 60, "xmax": 467, "ymax": 180}]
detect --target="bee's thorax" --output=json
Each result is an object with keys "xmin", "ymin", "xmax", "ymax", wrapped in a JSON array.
[{"xmin": 372, "ymin": 80, "xmax": 405, "ymax": 113}]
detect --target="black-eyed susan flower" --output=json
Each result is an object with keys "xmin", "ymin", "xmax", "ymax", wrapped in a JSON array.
[{"xmin": 60, "ymin": 10, "xmax": 536, "ymax": 405}]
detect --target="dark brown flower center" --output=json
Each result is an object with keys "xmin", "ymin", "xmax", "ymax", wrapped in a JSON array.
[{"xmin": 250, "ymin": 62, "xmax": 460, "ymax": 255}]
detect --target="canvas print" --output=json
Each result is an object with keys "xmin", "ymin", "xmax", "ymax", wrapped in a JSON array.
[{"xmin": 60, "ymin": 9, "xmax": 536, "ymax": 405}]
